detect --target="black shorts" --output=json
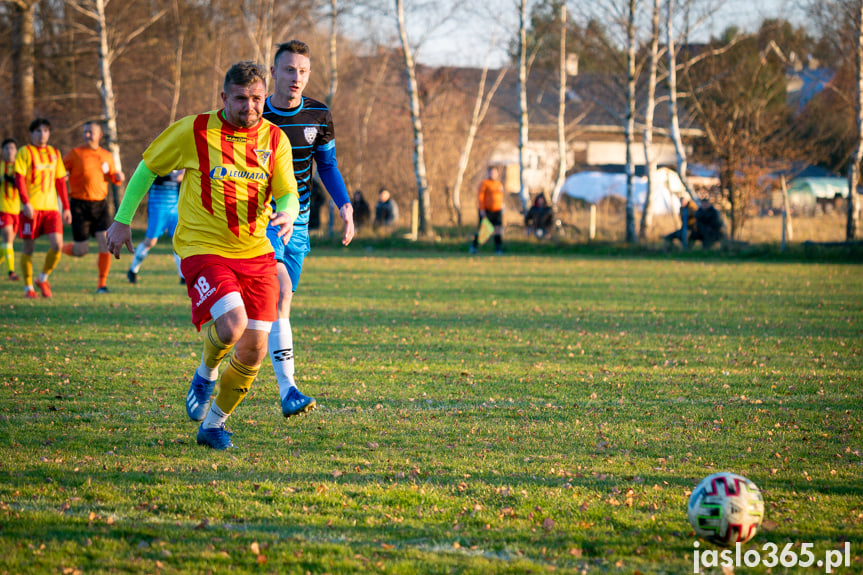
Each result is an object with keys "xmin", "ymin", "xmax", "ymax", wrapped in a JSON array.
[
  {"xmin": 483, "ymin": 210, "xmax": 503, "ymax": 227},
  {"xmin": 71, "ymin": 198, "xmax": 112, "ymax": 242}
]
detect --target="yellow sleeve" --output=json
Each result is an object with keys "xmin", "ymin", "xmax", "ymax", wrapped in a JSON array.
[{"xmin": 142, "ymin": 116, "xmax": 192, "ymax": 176}]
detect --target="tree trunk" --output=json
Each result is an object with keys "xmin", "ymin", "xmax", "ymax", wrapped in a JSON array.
[
  {"xmin": 358, "ymin": 50, "xmax": 391, "ymax": 192},
  {"xmin": 11, "ymin": 0, "xmax": 37, "ymax": 140},
  {"xmin": 849, "ymin": 0, "xmax": 863, "ymax": 241},
  {"xmin": 169, "ymin": 0, "xmax": 184, "ymax": 124},
  {"xmin": 94, "ymin": 0, "xmax": 121, "ymax": 172},
  {"xmin": 396, "ymin": 0, "xmax": 431, "ymax": 236},
  {"xmin": 624, "ymin": 0, "xmax": 637, "ymax": 243},
  {"xmin": 517, "ymin": 0, "xmax": 530, "ymax": 212},
  {"xmin": 551, "ymin": 1, "xmax": 567, "ymax": 206},
  {"xmin": 638, "ymin": 0, "xmax": 660, "ymax": 240},
  {"xmin": 665, "ymin": 0, "xmax": 697, "ymax": 204},
  {"xmin": 326, "ymin": 0, "xmax": 338, "ymax": 108},
  {"xmin": 451, "ymin": 63, "xmax": 508, "ymax": 226}
]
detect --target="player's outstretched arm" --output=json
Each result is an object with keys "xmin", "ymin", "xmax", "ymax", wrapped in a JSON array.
[{"xmin": 106, "ymin": 160, "xmax": 159, "ymax": 258}]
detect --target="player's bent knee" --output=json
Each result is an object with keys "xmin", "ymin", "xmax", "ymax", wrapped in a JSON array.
[{"xmin": 211, "ymin": 293, "xmax": 247, "ymax": 344}]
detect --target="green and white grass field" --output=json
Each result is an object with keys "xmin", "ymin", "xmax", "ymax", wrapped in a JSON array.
[{"xmin": 1, "ymin": 238, "xmax": 861, "ymax": 574}]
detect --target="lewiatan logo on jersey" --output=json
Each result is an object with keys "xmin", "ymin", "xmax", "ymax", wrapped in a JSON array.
[{"xmin": 208, "ymin": 166, "xmax": 268, "ymax": 182}]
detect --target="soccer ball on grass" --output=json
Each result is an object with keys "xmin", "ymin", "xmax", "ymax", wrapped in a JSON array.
[{"xmin": 687, "ymin": 472, "xmax": 765, "ymax": 547}]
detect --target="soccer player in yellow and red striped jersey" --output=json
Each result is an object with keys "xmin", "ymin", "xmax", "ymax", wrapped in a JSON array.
[
  {"xmin": 106, "ymin": 61, "xmax": 299, "ymax": 450},
  {"xmin": 0, "ymin": 138, "xmax": 20, "ymax": 281},
  {"xmin": 15, "ymin": 119, "xmax": 72, "ymax": 298}
]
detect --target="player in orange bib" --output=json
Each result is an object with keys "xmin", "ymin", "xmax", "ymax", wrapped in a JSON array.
[
  {"xmin": 0, "ymin": 138, "xmax": 20, "ymax": 281},
  {"xmin": 106, "ymin": 61, "xmax": 299, "ymax": 450},
  {"xmin": 63, "ymin": 121, "xmax": 125, "ymax": 293},
  {"xmin": 14, "ymin": 119, "xmax": 71, "ymax": 298}
]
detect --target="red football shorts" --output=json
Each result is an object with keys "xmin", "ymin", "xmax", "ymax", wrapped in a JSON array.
[
  {"xmin": 0, "ymin": 212, "xmax": 19, "ymax": 234},
  {"xmin": 180, "ymin": 253, "xmax": 278, "ymax": 330},
  {"xmin": 19, "ymin": 210, "xmax": 62, "ymax": 239}
]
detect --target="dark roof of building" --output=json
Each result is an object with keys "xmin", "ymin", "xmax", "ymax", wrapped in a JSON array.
[{"xmin": 418, "ymin": 64, "xmax": 701, "ymax": 133}]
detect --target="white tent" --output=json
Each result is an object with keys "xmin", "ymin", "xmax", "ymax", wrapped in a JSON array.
[{"xmin": 561, "ymin": 168, "xmax": 685, "ymax": 215}]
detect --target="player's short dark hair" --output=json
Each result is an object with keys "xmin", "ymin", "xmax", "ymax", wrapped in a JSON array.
[
  {"xmin": 83, "ymin": 120, "xmax": 104, "ymax": 131},
  {"xmin": 223, "ymin": 61, "xmax": 268, "ymax": 93},
  {"xmin": 274, "ymin": 40, "xmax": 310, "ymax": 65},
  {"xmin": 29, "ymin": 118, "xmax": 51, "ymax": 133},
  {"xmin": 1, "ymin": 138, "xmax": 15, "ymax": 148}
]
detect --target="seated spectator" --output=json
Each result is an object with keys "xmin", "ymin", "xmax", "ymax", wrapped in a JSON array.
[
  {"xmin": 525, "ymin": 194, "xmax": 554, "ymax": 238},
  {"xmin": 692, "ymin": 197, "xmax": 725, "ymax": 248},
  {"xmin": 374, "ymin": 188, "xmax": 399, "ymax": 229},
  {"xmin": 665, "ymin": 196, "xmax": 699, "ymax": 245},
  {"xmin": 352, "ymin": 190, "xmax": 371, "ymax": 230}
]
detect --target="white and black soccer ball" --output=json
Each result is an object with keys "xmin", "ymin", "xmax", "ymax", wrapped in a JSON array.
[{"xmin": 688, "ymin": 472, "xmax": 765, "ymax": 547}]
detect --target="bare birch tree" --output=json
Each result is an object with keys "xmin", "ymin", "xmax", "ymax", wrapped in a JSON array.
[
  {"xmin": 517, "ymin": 0, "xmax": 531, "ymax": 211},
  {"xmin": 623, "ymin": 0, "xmax": 638, "ymax": 243},
  {"xmin": 65, "ymin": 0, "xmax": 166, "ymax": 177},
  {"xmin": 638, "ymin": 0, "xmax": 660, "ymax": 239},
  {"xmin": 396, "ymin": 0, "xmax": 432, "ymax": 235},
  {"xmin": 450, "ymin": 61, "xmax": 508, "ymax": 225},
  {"xmin": 848, "ymin": 0, "xmax": 862, "ymax": 240},
  {"xmin": 665, "ymin": 0, "xmax": 698, "ymax": 204},
  {"xmin": 550, "ymin": 0, "xmax": 567, "ymax": 206}
]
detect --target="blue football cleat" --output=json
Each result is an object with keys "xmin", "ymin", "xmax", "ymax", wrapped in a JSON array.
[
  {"xmin": 186, "ymin": 372, "xmax": 216, "ymax": 421},
  {"xmin": 281, "ymin": 386, "xmax": 317, "ymax": 417},
  {"xmin": 196, "ymin": 423, "xmax": 234, "ymax": 450}
]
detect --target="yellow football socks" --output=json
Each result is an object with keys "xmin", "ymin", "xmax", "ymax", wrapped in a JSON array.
[
  {"xmin": 1, "ymin": 243, "xmax": 12, "ymax": 272},
  {"xmin": 213, "ymin": 356, "xmax": 259, "ymax": 414},
  {"xmin": 43, "ymin": 248, "xmax": 61, "ymax": 275},
  {"xmin": 202, "ymin": 323, "xmax": 233, "ymax": 369},
  {"xmin": 21, "ymin": 254, "xmax": 33, "ymax": 286}
]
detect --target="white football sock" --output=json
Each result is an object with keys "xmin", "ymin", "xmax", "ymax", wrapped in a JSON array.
[
  {"xmin": 130, "ymin": 243, "xmax": 150, "ymax": 274},
  {"xmin": 268, "ymin": 318, "xmax": 296, "ymax": 400},
  {"xmin": 202, "ymin": 402, "xmax": 228, "ymax": 429},
  {"xmin": 197, "ymin": 360, "xmax": 219, "ymax": 382},
  {"xmin": 174, "ymin": 253, "xmax": 184, "ymax": 280}
]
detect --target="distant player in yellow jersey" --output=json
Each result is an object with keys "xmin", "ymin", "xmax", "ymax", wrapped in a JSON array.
[
  {"xmin": 0, "ymin": 138, "xmax": 20, "ymax": 281},
  {"xmin": 106, "ymin": 61, "xmax": 299, "ymax": 450},
  {"xmin": 15, "ymin": 119, "xmax": 71, "ymax": 298}
]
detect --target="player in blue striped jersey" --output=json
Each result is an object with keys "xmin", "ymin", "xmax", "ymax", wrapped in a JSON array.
[
  {"xmin": 126, "ymin": 169, "xmax": 185, "ymax": 284},
  {"xmin": 264, "ymin": 40, "xmax": 354, "ymax": 417}
]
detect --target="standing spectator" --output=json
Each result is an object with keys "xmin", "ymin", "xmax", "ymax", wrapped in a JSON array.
[
  {"xmin": 105, "ymin": 61, "xmax": 299, "ymax": 450},
  {"xmin": 470, "ymin": 166, "xmax": 504, "ymax": 254},
  {"xmin": 15, "ymin": 119, "xmax": 71, "ymax": 299},
  {"xmin": 0, "ymin": 138, "xmax": 20, "ymax": 280},
  {"xmin": 374, "ymin": 188, "xmax": 399, "ymax": 229},
  {"xmin": 62, "ymin": 121, "xmax": 126, "ymax": 293},
  {"xmin": 126, "ymin": 169, "xmax": 185, "ymax": 285},
  {"xmin": 262, "ymin": 39, "xmax": 355, "ymax": 418},
  {"xmin": 352, "ymin": 190, "xmax": 371, "ymax": 230}
]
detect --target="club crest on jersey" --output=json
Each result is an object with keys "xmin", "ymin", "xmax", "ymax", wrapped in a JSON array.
[
  {"xmin": 304, "ymin": 127, "xmax": 317, "ymax": 144},
  {"xmin": 254, "ymin": 149, "xmax": 271, "ymax": 164}
]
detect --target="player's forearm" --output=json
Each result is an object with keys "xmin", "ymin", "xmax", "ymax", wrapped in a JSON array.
[
  {"xmin": 15, "ymin": 174, "xmax": 29, "ymax": 205},
  {"xmin": 318, "ymin": 166, "xmax": 350, "ymax": 208},
  {"xmin": 115, "ymin": 162, "xmax": 158, "ymax": 224},
  {"xmin": 314, "ymin": 146, "xmax": 350, "ymax": 208},
  {"xmin": 274, "ymin": 193, "xmax": 300, "ymax": 222},
  {"xmin": 56, "ymin": 178, "xmax": 70, "ymax": 210}
]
